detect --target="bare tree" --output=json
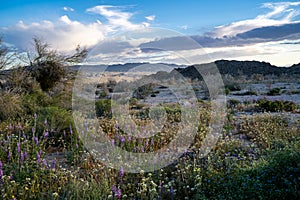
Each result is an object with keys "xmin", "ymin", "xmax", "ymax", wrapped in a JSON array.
[
  {"xmin": 0, "ymin": 37, "xmax": 15, "ymax": 70},
  {"xmin": 27, "ymin": 37, "xmax": 88, "ymax": 91}
]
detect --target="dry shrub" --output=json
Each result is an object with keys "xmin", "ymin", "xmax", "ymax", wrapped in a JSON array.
[{"xmin": 0, "ymin": 90, "xmax": 24, "ymax": 121}]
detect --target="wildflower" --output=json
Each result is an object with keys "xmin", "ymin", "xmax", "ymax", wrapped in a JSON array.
[
  {"xmin": 43, "ymin": 131, "xmax": 49, "ymax": 138},
  {"xmin": 120, "ymin": 167, "xmax": 124, "ymax": 182},
  {"xmin": 21, "ymin": 151, "xmax": 28, "ymax": 162},
  {"xmin": 127, "ymin": 135, "xmax": 131, "ymax": 142},
  {"xmin": 120, "ymin": 136, "xmax": 125, "ymax": 146},
  {"xmin": 8, "ymin": 124, "xmax": 12, "ymax": 131},
  {"xmin": 116, "ymin": 188, "xmax": 122, "ymax": 199},
  {"xmin": 42, "ymin": 159, "xmax": 47, "ymax": 168},
  {"xmin": 34, "ymin": 113, "xmax": 37, "ymax": 119},
  {"xmin": 112, "ymin": 185, "xmax": 116, "ymax": 197},
  {"xmin": 17, "ymin": 142, "xmax": 21, "ymax": 155},
  {"xmin": 36, "ymin": 151, "xmax": 41, "ymax": 164},
  {"xmin": 44, "ymin": 119, "xmax": 47, "ymax": 126},
  {"xmin": 51, "ymin": 160, "xmax": 57, "ymax": 169},
  {"xmin": 34, "ymin": 137, "xmax": 39, "ymax": 145},
  {"xmin": 8, "ymin": 152, "xmax": 11, "ymax": 161}
]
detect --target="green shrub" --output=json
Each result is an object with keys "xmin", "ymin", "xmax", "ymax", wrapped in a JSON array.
[
  {"xmin": 257, "ymin": 99, "xmax": 297, "ymax": 112},
  {"xmin": 95, "ymin": 99, "xmax": 112, "ymax": 117},
  {"xmin": 37, "ymin": 106, "xmax": 74, "ymax": 137}
]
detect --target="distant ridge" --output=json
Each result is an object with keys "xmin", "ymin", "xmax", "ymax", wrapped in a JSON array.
[{"xmin": 174, "ymin": 60, "xmax": 300, "ymax": 80}]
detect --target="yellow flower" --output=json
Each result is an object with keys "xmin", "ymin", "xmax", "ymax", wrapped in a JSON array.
[
  {"xmin": 25, "ymin": 186, "xmax": 29, "ymax": 190},
  {"xmin": 12, "ymin": 195, "xmax": 15, "ymax": 199}
]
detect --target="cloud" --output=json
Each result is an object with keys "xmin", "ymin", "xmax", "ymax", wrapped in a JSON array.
[
  {"xmin": 1, "ymin": 5, "xmax": 153, "ymax": 53},
  {"xmin": 63, "ymin": 6, "xmax": 74, "ymax": 12},
  {"xmin": 87, "ymin": 5, "xmax": 150, "ymax": 30},
  {"xmin": 180, "ymin": 25, "xmax": 188, "ymax": 30},
  {"xmin": 210, "ymin": 1, "xmax": 300, "ymax": 38},
  {"xmin": 145, "ymin": 15, "xmax": 156, "ymax": 21},
  {"xmin": 1, "ymin": 16, "xmax": 107, "ymax": 52}
]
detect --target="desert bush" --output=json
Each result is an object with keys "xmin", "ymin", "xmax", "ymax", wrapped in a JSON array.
[
  {"xmin": 27, "ymin": 37, "xmax": 87, "ymax": 91},
  {"xmin": 95, "ymin": 99, "xmax": 112, "ymax": 118},
  {"xmin": 239, "ymin": 114, "xmax": 299, "ymax": 149},
  {"xmin": 225, "ymin": 83, "xmax": 241, "ymax": 92},
  {"xmin": 37, "ymin": 106, "xmax": 74, "ymax": 138},
  {"xmin": 0, "ymin": 90, "xmax": 24, "ymax": 120},
  {"xmin": 267, "ymin": 87, "xmax": 281, "ymax": 96},
  {"xmin": 257, "ymin": 99, "xmax": 297, "ymax": 112}
]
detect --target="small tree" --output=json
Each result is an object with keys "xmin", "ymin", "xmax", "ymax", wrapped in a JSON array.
[{"xmin": 27, "ymin": 37, "xmax": 88, "ymax": 91}]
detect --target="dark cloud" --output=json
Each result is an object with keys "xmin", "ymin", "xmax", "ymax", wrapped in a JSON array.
[{"xmin": 139, "ymin": 22, "xmax": 300, "ymax": 52}]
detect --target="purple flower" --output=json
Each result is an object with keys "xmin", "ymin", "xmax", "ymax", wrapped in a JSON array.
[
  {"xmin": 36, "ymin": 151, "xmax": 41, "ymax": 163},
  {"xmin": 17, "ymin": 142, "xmax": 21, "ymax": 155},
  {"xmin": 43, "ymin": 131, "xmax": 49, "ymax": 138},
  {"xmin": 44, "ymin": 119, "xmax": 47, "ymax": 126},
  {"xmin": 34, "ymin": 113, "xmax": 37, "ymax": 119},
  {"xmin": 120, "ymin": 167, "xmax": 124, "ymax": 182},
  {"xmin": 8, "ymin": 124, "xmax": 12, "ymax": 131},
  {"xmin": 116, "ymin": 188, "xmax": 122, "ymax": 199},
  {"xmin": 127, "ymin": 135, "xmax": 131, "ymax": 142},
  {"xmin": 8, "ymin": 152, "xmax": 11, "ymax": 161},
  {"xmin": 51, "ymin": 160, "xmax": 56, "ymax": 169},
  {"xmin": 151, "ymin": 138, "xmax": 154, "ymax": 146},
  {"xmin": 112, "ymin": 185, "xmax": 117, "ymax": 194},
  {"xmin": 42, "ymin": 159, "xmax": 47, "ymax": 168},
  {"xmin": 21, "ymin": 151, "xmax": 28, "ymax": 162},
  {"xmin": 34, "ymin": 137, "xmax": 39, "ymax": 145},
  {"xmin": 63, "ymin": 130, "xmax": 66, "ymax": 138},
  {"xmin": 70, "ymin": 125, "xmax": 73, "ymax": 135},
  {"xmin": 32, "ymin": 127, "xmax": 35, "ymax": 134}
]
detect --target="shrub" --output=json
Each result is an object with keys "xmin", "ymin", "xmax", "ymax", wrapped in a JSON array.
[
  {"xmin": 0, "ymin": 90, "xmax": 24, "ymax": 121},
  {"xmin": 27, "ymin": 37, "xmax": 87, "ymax": 91},
  {"xmin": 37, "ymin": 106, "xmax": 74, "ymax": 138},
  {"xmin": 95, "ymin": 99, "xmax": 112, "ymax": 117},
  {"xmin": 267, "ymin": 87, "xmax": 281, "ymax": 96},
  {"xmin": 225, "ymin": 83, "xmax": 241, "ymax": 91},
  {"xmin": 238, "ymin": 114, "xmax": 298, "ymax": 148},
  {"xmin": 257, "ymin": 99, "xmax": 297, "ymax": 112}
]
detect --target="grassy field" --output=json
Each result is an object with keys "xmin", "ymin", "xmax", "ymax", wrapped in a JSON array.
[{"xmin": 1, "ymin": 66, "xmax": 300, "ymax": 200}]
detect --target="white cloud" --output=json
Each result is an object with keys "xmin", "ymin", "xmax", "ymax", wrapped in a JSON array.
[
  {"xmin": 211, "ymin": 2, "xmax": 300, "ymax": 38},
  {"xmin": 145, "ymin": 15, "xmax": 156, "ymax": 21},
  {"xmin": 2, "ymin": 16, "xmax": 107, "ymax": 52},
  {"xmin": 63, "ymin": 6, "xmax": 75, "ymax": 12},
  {"xmin": 1, "ymin": 5, "xmax": 153, "ymax": 53},
  {"xmin": 87, "ymin": 5, "xmax": 149, "ymax": 30},
  {"xmin": 180, "ymin": 25, "xmax": 188, "ymax": 30}
]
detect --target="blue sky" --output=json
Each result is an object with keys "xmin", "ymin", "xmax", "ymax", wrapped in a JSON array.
[{"xmin": 1, "ymin": 0, "xmax": 300, "ymax": 66}]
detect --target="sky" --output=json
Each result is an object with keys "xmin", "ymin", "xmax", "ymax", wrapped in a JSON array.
[{"xmin": 1, "ymin": 0, "xmax": 300, "ymax": 66}]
